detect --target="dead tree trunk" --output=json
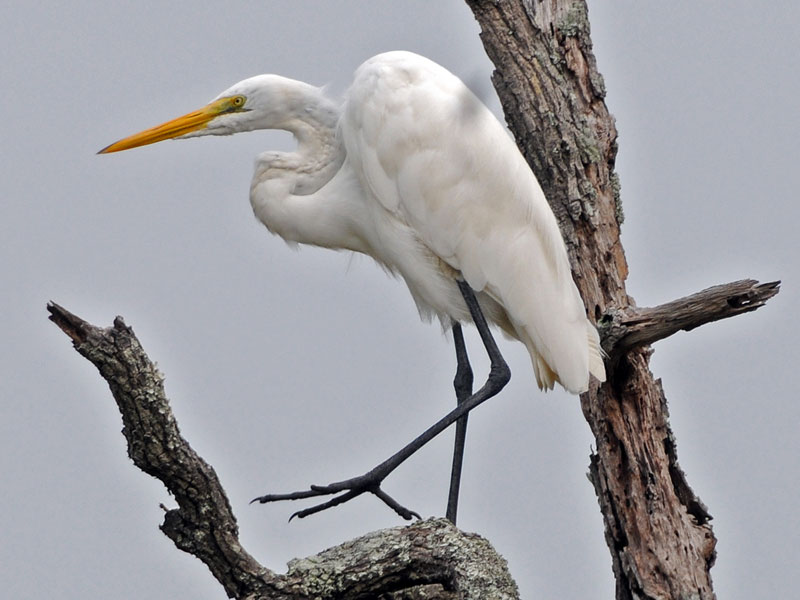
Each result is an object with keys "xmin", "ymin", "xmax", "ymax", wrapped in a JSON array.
[
  {"xmin": 48, "ymin": 2, "xmax": 779, "ymax": 598},
  {"xmin": 465, "ymin": 1, "xmax": 778, "ymax": 599}
]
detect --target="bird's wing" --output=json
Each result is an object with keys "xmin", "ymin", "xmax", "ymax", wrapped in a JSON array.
[{"xmin": 343, "ymin": 51, "xmax": 604, "ymax": 392}]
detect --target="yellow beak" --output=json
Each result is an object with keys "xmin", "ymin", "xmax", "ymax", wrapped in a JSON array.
[{"xmin": 98, "ymin": 96, "xmax": 242, "ymax": 154}]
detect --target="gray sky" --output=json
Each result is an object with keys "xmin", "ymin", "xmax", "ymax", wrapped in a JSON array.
[{"xmin": 2, "ymin": 2, "xmax": 797, "ymax": 598}]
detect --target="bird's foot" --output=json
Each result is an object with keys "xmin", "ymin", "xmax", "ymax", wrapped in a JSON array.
[{"xmin": 251, "ymin": 471, "xmax": 421, "ymax": 521}]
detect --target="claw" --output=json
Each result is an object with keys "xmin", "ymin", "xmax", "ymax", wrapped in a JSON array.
[
  {"xmin": 250, "ymin": 488, "xmax": 321, "ymax": 503},
  {"xmin": 253, "ymin": 477, "xmax": 419, "ymax": 521},
  {"xmin": 373, "ymin": 488, "xmax": 420, "ymax": 520},
  {"xmin": 289, "ymin": 489, "xmax": 364, "ymax": 520}
]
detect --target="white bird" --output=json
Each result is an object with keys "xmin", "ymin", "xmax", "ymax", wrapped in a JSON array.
[{"xmin": 100, "ymin": 51, "xmax": 605, "ymax": 522}]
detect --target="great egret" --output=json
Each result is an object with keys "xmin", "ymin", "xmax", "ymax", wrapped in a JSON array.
[{"xmin": 100, "ymin": 51, "xmax": 605, "ymax": 523}]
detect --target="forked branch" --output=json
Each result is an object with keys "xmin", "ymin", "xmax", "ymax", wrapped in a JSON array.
[{"xmin": 46, "ymin": 302, "xmax": 518, "ymax": 600}]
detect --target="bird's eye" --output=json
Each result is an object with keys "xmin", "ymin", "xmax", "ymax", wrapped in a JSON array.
[{"xmin": 232, "ymin": 95, "xmax": 245, "ymax": 107}]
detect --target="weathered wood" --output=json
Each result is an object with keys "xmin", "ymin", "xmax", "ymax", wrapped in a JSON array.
[
  {"xmin": 47, "ymin": 302, "xmax": 519, "ymax": 600},
  {"xmin": 463, "ymin": 1, "xmax": 779, "ymax": 598},
  {"xmin": 603, "ymin": 279, "xmax": 781, "ymax": 356}
]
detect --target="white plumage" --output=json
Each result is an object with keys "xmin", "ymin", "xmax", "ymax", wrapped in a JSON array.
[{"xmin": 100, "ymin": 50, "xmax": 605, "ymax": 393}]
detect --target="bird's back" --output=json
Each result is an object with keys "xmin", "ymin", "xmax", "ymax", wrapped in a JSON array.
[{"xmin": 342, "ymin": 51, "xmax": 605, "ymax": 392}]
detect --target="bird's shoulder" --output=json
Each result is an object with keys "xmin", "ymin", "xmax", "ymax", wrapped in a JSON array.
[
  {"xmin": 341, "ymin": 51, "xmax": 513, "ymax": 212},
  {"xmin": 344, "ymin": 51, "xmax": 474, "ymax": 144}
]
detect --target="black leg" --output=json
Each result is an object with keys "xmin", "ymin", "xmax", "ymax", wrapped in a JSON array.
[
  {"xmin": 447, "ymin": 322, "xmax": 473, "ymax": 525},
  {"xmin": 253, "ymin": 280, "xmax": 510, "ymax": 520}
]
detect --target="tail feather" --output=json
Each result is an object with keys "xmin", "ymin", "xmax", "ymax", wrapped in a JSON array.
[
  {"xmin": 525, "ymin": 321, "xmax": 605, "ymax": 393},
  {"xmin": 587, "ymin": 321, "xmax": 606, "ymax": 383},
  {"xmin": 531, "ymin": 351, "xmax": 558, "ymax": 391}
]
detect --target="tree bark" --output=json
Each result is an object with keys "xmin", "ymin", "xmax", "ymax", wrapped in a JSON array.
[{"xmin": 464, "ymin": 1, "xmax": 779, "ymax": 599}]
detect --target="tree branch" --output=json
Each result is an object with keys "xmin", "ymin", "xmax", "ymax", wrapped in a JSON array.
[
  {"xmin": 601, "ymin": 279, "xmax": 781, "ymax": 356},
  {"xmin": 47, "ymin": 302, "xmax": 519, "ymax": 600}
]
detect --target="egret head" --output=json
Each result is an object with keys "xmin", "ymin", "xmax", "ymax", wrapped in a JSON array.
[{"xmin": 98, "ymin": 75, "xmax": 322, "ymax": 154}]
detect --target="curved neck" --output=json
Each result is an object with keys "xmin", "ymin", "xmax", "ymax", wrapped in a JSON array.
[
  {"xmin": 266, "ymin": 85, "xmax": 344, "ymax": 196},
  {"xmin": 250, "ymin": 84, "xmax": 362, "ymax": 251}
]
